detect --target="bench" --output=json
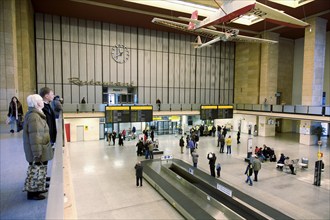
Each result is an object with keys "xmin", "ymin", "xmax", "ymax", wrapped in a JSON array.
[{"xmin": 298, "ymin": 157, "xmax": 309, "ymax": 169}]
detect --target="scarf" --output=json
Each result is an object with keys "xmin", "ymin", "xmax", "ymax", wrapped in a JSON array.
[{"xmin": 14, "ymin": 101, "xmax": 18, "ymax": 120}]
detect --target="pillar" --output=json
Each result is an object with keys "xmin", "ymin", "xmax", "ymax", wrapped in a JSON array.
[
  {"xmin": 0, "ymin": 0, "xmax": 36, "ymax": 122},
  {"xmin": 259, "ymin": 32, "xmax": 279, "ymax": 105},
  {"xmin": 299, "ymin": 17, "xmax": 327, "ymax": 145},
  {"xmin": 258, "ymin": 116, "xmax": 276, "ymax": 137}
]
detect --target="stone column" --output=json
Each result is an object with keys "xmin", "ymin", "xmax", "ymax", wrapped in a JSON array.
[
  {"xmin": 0, "ymin": 0, "xmax": 35, "ymax": 122},
  {"xmin": 299, "ymin": 17, "xmax": 327, "ymax": 145},
  {"xmin": 259, "ymin": 32, "xmax": 279, "ymax": 105}
]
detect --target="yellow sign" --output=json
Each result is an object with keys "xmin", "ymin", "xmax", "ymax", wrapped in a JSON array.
[
  {"xmin": 153, "ymin": 117, "xmax": 162, "ymax": 121},
  {"xmin": 169, "ymin": 116, "xmax": 181, "ymax": 121},
  {"xmin": 84, "ymin": 126, "xmax": 88, "ymax": 131},
  {"xmin": 131, "ymin": 106, "xmax": 153, "ymax": 110},
  {"xmin": 201, "ymin": 105, "xmax": 217, "ymax": 109},
  {"xmin": 106, "ymin": 106, "xmax": 129, "ymax": 111},
  {"xmin": 218, "ymin": 105, "xmax": 233, "ymax": 109}
]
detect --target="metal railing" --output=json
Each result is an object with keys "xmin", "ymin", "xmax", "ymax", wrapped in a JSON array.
[{"xmin": 235, "ymin": 104, "xmax": 330, "ymax": 116}]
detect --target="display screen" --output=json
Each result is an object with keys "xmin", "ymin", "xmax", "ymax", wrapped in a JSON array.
[
  {"xmin": 200, "ymin": 106, "xmax": 218, "ymax": 120},
  {"xmin": 105, "ymin": 106, "xmax": 130, "ymax": 123},
  {"xmin": 218, "ymin": 106, "xmax": 233, "ymax": 119},
  {"xmin": 131, "ymin": 106, "xmax": 153, "ymax": 122}
]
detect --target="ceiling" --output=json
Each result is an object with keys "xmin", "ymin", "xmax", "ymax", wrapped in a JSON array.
[{"xmin": 31, "ymin": 0, "xmax": 330, "ymax": 39}]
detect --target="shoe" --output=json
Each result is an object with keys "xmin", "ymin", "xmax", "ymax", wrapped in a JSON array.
[
  {"xmin": 10, "ymin": 130, "xmax": 14, "ymax": 133},
  {"xmin": 46, "ymin": 177, "xmax": 51, "ymax": 182},
  {"xmin": 245, "ymin": 180, "xmax": 248, "ymax": 183},
  {"xmin": 249, "ymin": 184, "xmax": 253, "ymax": 186},
  {"xmin": 27, "ymin": 193, "xmax": 46, "ymax": 200},
  {"xmin": 46, "ymin": 183, "xmax": 50, "ymax": 188}
]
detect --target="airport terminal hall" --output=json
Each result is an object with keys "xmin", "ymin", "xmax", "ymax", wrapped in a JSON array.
[{"xmin": 2, "ymin": 0, "xmax": 330, "ymax": 219}]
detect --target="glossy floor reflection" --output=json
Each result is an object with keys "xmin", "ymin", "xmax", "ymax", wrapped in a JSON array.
[{"xmin": 68, "ymin": 132, "xmax": 330, "ymax": 219}]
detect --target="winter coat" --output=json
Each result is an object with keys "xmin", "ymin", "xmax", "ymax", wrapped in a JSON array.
[
  {"xmin": 179, "ymin": 138, "xmax": 185, "ymax": 147},
  {"xmin": 245, "ymin": 164, "xmax": 253, "ymax": 176},
  {"xmin": 42, "ymin": 103, "xmax": 57, "ymax": 143},
  {"xmin": 51, "ymin": 99, "xmax": 62, "ymax": 119},
  {"xmin": 252, "ymin": 158, "xmax": 262, "ymax": 171},
  {"xmin": 192, "ymin": 151, "xmax": 199, "ymax": 163},
  {"xmin": 135, "ymin": 163, "xmax": 143, "ymax": 177},
  {"xmin": 7, "ymin": 101, "xmax": 23, "ymax": 118},
  {"xmin": 23, "ymin": 108, "xmax": 53, "ymax": 163}
]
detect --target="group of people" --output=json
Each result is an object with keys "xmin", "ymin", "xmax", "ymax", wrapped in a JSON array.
[
  {"xmin": 106, "ymin": 129, "xmax": 128, "ymax": 146},
  {"xmin": 254, "ymin": 145, "xmax": 277, "ymax": 162},
  {"xmin": 136, "ymin": 138, "xmax": 155, "ymax": 159},
  {"xmin": 11, "ymin": 87, "xmax": 59, "ymax": 200}
]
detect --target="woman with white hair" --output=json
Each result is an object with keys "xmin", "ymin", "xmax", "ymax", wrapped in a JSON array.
[{"xmin": 23, "ymin": 94, "xmax": 53, "ymax": 200}]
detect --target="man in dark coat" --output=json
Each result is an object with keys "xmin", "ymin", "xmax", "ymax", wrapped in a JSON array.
[
  {"xmin": 135, "ymin": 161, "xmax": 143, "ymax": 187},
  {"xmin": 39, "ymin": 87, "xmax": 57, "ymax": 145},
  {"xmin": 207, "ymin": 152, "xmax": 217, "ymax": 177}
]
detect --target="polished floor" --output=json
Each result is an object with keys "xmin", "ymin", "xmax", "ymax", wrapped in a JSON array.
[{"xmin": 68, "ymin": 131, "xmax": 330, "ymax": 219}]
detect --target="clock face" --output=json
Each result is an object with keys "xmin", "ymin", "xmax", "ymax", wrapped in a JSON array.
[{"xmin": 111, "ymin": 44, "xmax": 129, "ymax": 63}]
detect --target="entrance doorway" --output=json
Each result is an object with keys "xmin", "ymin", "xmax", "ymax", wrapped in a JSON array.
[{"xmin": 76, "ymin": 125, "xmax": 84, "ymax": 142}]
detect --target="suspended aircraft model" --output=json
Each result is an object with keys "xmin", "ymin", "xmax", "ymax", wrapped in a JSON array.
[
  {"xmin": 182, "ymin": 0, "xmax": 309, "ymax": 30},
  {"xmin": 151, "ymin": 17, "xmax": 277, "ymax": 48}
]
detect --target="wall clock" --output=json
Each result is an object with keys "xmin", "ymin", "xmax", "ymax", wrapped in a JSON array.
[{"xmin": 111, "ymin": 44, "xmax": 129, "ymax": 63}]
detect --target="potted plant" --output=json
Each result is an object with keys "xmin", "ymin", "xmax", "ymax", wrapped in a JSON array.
[{"xmin": 312, "ymin": 126, "xmax": 325, "ymax": 141}]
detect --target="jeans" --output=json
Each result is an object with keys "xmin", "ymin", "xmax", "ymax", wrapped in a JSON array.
[
  {"xmin": 227, "ymin": 145, "xmax": 231, "ymax": 154},
  {"xmin": 193, "ymin": 162, "xmax": 197, "ymax": 168},
  {"xmin": 246, "ymin": 175, "xmax": 253, "ymax": 185}
]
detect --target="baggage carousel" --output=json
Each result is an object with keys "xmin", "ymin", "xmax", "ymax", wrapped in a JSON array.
[{"xmin": 141, "ymin": 158, "xmax": 293, "ymax": 220}]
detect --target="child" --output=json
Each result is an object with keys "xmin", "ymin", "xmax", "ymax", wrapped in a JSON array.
[
  {"xmin": 244, "ymin": 162, "xmax": 253, "ymax": 186},
  {"xmin": 216, "ymin": 163, "xmax": 221, "ymax": 178}
]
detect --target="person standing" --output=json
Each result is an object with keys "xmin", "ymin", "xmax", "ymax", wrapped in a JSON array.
[
  {"xmin": 150, "ymin": 130, "xmax": 155, "ymax": 142},
  {"xmin": 122, "ymin": 129, "xmax": 126, "ymax": 140},
  {"xmin": 245, "ymin": 162, "xmax": 253, "ymax": 186},
  {"xmin": 188, "ymin": 138, "xmax": 195, "ymax": 154},
  {"xmin": 107, "ymin": 132, "xmax": 112, "ymax": 146},
  {"xmin": 179, "ymin": 136, "xmax": 185, "ymax": 154},
  {"xmin": 112, "ymin": 131, "xmax": 116, "ymax": 145},
  {"xmin": 7, "ymin": 96, "xmax": 23, "ymax": 133},
  {"xmin": 23, "ymin": 94, "xmax": 54, "ymax": 200},
  {"xmin": 156, "ymin": 98, "xmax": 161, "ymax": 111},
  {"xmin": 226, "ymin": 135, "xmax": 232, "ymax": 154},
  {"xmin": 136, "ymin": 138, "xmax": 144, "ymax": 156},
  {"xmin": 148, "ymin": 141, "xmax": 154, "ymax": 159},
  {"xmin": 219, "ymin": 134, "xmax": 225, "ymax": 153},
  {"xmin": 51, "ymin": 95, "xmax": 62, "ymax": 119},
  {"xmin": 134, "ymin": 161, "xmax": 143, "ymax": 187},
  {"xmin": 39, "ymin": 87, "xmax": 57, "ymax": 146},
  {"xmin": 207, "ymin": 152, "xmax": 217, "ymax": 177},
  {"xmin": 191, "ymin": 149, "xmax": 199, "ymax": 168},
  {"xmin": 216, "ymin": 163, "xmax": 221, "ymax": 178},
  {"xmin": 237, "ymin": 131, "xmax": 241, "ymax": 144},
  {"xmin": 81, "ymin": 97, "xmax": 86, "ymax": 104},
  {"xmin": 252, "ymin": 156, "xmax": 262, "ymax": 181}
]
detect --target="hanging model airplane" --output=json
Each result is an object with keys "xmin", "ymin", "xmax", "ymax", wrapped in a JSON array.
[
  {"xmin": 180, "ymin": 0, "xmax": 309, "ymax": 30},
  {"xmin": 151, "ymin": 17, "xmax": 277, "ymax": 48}
]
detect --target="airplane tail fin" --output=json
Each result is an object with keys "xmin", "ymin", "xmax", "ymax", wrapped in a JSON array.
[
  {"xmin": 188, "ymin": 10, "xmax": 198, "ymax": 30},
  {"xmin": 191, "ymin": 36, "xmax": 202, "ymax": 48}
]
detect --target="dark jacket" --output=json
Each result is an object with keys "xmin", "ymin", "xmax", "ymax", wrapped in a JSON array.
[
  {"xmin": 42, "ymin": 103, "xmax": 57, "ymax": 143},
  {"xmin": 245, "ymin": 164, "xmax": 253, "ymax": 176},
  {"xmin": 23, "ymin": 108, "xmax": 53, "ymax": 163},
  {"xmin": 8, "ymin": 101, "xmax": 23, "ymax": 118},
  {"xmin": 207, "ymin": 153, "xmax": 217, "ymax": 166},
  {"xmin": 135, "ymin": 163, "xmax": 143, "ymax": 178},
  {"xmin": 179, "ymin": 138, "xmax": 184, "ymax": 147}
]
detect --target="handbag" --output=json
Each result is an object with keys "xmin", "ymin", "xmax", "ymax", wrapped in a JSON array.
[
  {"xmin": 17, "ymin": 115, "xmax": 23, "ymax": 132},
  {"xmin": 22, "ymin": 162, "xmax": 47, "ymax": 192}
]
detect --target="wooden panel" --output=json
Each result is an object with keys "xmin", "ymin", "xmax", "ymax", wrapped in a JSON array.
[
  {"xmin": 54, "ymin": 84, "xmax": 62, "ymax": 97},
  {"xmin": 53, "ymin": 41, "xmax": 62, "ymax": 83},
  {"xmin": 144, "ymin": 29, "xmax": 151, "ymax": 51},
  {"xmin": 117, "ymin": 58, "xmax": 124, "ymax": 83},
  {"xmin": 225, "ymin": 59, "xmax": 230, "ymax": 90},
  {"xmin": 229, "ymin": 59, "xmax": 234, "ymax": 90},
  {"xmin": 102, "ymin": 22, "xmax": 109, "ymax": 46},
  {"xmin": 185, "ymin": 55, "xmax": 191, "ymax": 88},
  {"xmin": 156, "ymin": 52, "xmax": 163, "ymax": 87},
  {"xmin": 137, "ymin": 28, "xmax": 144, "ymax": 50},
  {"xmin": 205, "ymin": 89, "xmax": 210, "ymax": 104},
  {"xmin": 180, "ymin": 34, "xmax": 185, "ymax": 54},
  {"xmin": 45, "ymin": 40, "xmax": 54, "ymax": 83},
  {"xmin": 174, "ymin": 53, "xmax": 180, "ymax": 88},
  {"xmin": 156, "ymin": 88, "xmax": 162, "ymax": 102},
  {"xmin": 150, "ymin": 87, "xmax": 156, "ymax": 105},
  {"xmin": 168, "ymin": 53, "xmax": 174, "ymax": 87},
  {"xmin": 144, "ymin": 50, "xmax": 151, "ymax": 86},
  {"xmin": 190, "ymin": 55, "xmax": 196, "ymax": 90},
  {"xmin": 174, "ymin": 88, "xmax": 180, "ymax": 103},
  {"xmin": 69, "ymin": 18, "xmax": 78, "ymax": 42},
  {"xmin": 78, "ymin": 19, "xmax": 86, "ymax": 43},
  {"xmin": 226, "ymin": 42, "xmax": 230, "ymax": 59},
  {"xmin": 44, "ymin": 14, "xmax": 53, "ymax": 40},
  {"xmin": 224, "ymin": 89, "xmax": 229, "ymax": 104},
  {"xmin": 221, "ymin": 42, "xmax": 226, "ymax": 58},
  {"xmin": 137, "ymin": 50, "xmax": 144, "ymax": 86},
  {"xmin": 94, "ymin": 21, "xmax": 102, "ymax": 45},
  {"xmin": 215, "ymin": 58, "xmax": 220, "ymax": 91},
  {"xmin": 87, "ymin": 44, "xmax": 94, "ymax": 80},
  {"xmin": 168, "ymin": 33, "xmax": 175, "ymax": 53},
  {"xmin": 230, "ymin": 42, "xmax": 235, "ymax": 59},
  {"xmin": 79, "ymin": 43, "xmax": 87, "ymax": 81},
  {"xmin": 174, "ymin": 34, "xmax": 180, "ymax": 54},
  {"xmin": 63, "ymin": 85, "xmax": 72, "ymax": 104},
  {"xmin": 214, "ymin": 89, "xmax": 219, "ymax": 104},
  {"xmin": 190, "ymin": 88, "xmax": 195, "ymax": 104},
  {"xmin": 124, "ymin": 26, "xmax": 131, "ymax": 48},
  {"xmin": 71, "ymin": 85, "xmax": 79, "ymax": 103},
  {"xmin": 87, "ymin": 85, "xmax": 95, "ymax": 104},
  {"xmin": 150, "ymin": 30, "xmax": 156, "ymax": 51},
  {"xmin": 102, "ymin": 46, "xmax": 110, "ymax": 82},
  {"xmin": 35, "ymin": 13, "xmax": 44, "ymax": 39},
  {"xmin": 61, "ymin": 16, "xmax": 70, "ymax": 42},
  {"xmin": 62, "ymin": 42, "xmax": 70, "ymax": 83},
  {"xmin": 53, "ymin": 16, "xmax": 61, "ymax": 40},
  {"xmin": 86, "ymin": 20, "xmax": 94, "ymax": 44},
  {"xmin": 94, "ymin": 45, "xmax": 102, "ymax": 81},
  {"xmin": 116, "ymin": 25, "xmax": 124, "ymax": 44},
  {"xmin": 36, "ymin": 39, "xmax": 45, "ymax": 83},
  {"xmin": 162, "ymin": 52, "xmax": 168, "ymax": 88},
  {"xmin": 156, "ymin": 31, "xmax": 163, "ymax": 51},
  {"xmin": 130, "ymin": 49, "xmax": 138, "ymax": 86},
  {"xmin": 70, "ymin": 43, "xmax": 78, "ymax": 78},
  {"xmin": 169, "ymin": 87, "xmax": 174, "ymax": 103},
  {"xmin": 130, "ymin": 27, "xmax": 137, "ymax": 49},
  {"xmin": 162, "ymin": 32, "xmax": 169, "ymax": 52},
  {"xmin": 150, "ymin": 51, "xmax": 157, "ymax": 85},
  {"xmin": 220, "ymin": 59, "xmax": 225, "ymax": 89},
  {"xmin": 95, "ymin": 86, "xmax": 102, "ymax": 103}
]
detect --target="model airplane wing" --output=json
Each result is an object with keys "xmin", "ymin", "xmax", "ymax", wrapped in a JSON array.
[
  {"xmin": 151, "ymin": 17, "xmax": 277, "ymax": 48},
  {"xmin": 193, "ymin": 0, "xmax": 309, "ymax": 30}
]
